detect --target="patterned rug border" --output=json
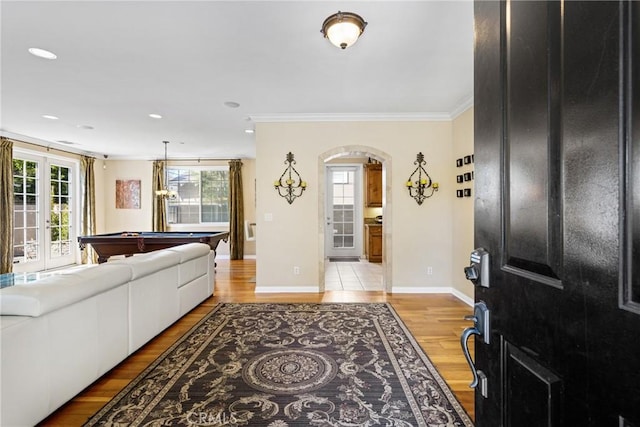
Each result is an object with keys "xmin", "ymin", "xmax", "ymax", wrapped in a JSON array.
[{"xmin": 85, "ymin": 303, "xmax": 474, "ymax": 426}]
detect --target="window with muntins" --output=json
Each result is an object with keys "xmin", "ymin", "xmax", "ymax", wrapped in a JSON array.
[{"xmin": 167, "ymin": 166, "xmax": 229, "ymax": 224}]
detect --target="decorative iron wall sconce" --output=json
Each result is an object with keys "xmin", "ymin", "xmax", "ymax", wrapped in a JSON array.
[
  {"xmin": 274, "ymin": 152, "xmax": 307, "ymax": 204},
  {"xmin": 406, "ymin": 152, "xmax": 439, "ymax": 205}
]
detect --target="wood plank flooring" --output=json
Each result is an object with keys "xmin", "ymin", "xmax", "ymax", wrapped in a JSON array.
[{"xmin": 39, "ymin": 259, "xmax": 475, "ymax": 426}]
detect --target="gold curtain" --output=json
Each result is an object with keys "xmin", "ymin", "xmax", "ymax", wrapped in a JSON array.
[
  {"xmin": 0, "ymin": 137, "xmax": 14, "ymax": 273},
  {"xmin": 80, "ymin": 156, "xmax": 98, "ymax": 264},
  {"xmin": 228, "ymin": 159, "xmax": 244, "ymax": 259},
  {"xmin": 152, "ymin": 160, "xmax": 167, "ymax": 232}
]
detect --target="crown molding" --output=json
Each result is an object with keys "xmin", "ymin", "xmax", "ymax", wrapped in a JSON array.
[
  {"xmin": 249, "ymin": 112, "xmax": 453, "ymax": 123},
  {"xmin": 449, "ymin": 96, "xmax": 474, "ymax": 119},
  {"xmin": 0, "ymin": 130, "xmax": 96, "ymax": 157}
]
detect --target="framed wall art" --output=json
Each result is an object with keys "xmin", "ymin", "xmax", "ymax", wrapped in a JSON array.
[{"xmin": 116, "ymin": 179, "xmax": 141, "ymax": 209}]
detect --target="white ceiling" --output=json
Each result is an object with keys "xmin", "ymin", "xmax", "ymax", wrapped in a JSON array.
[{"xmin": 0, "ymin": 1, "xmax": 474, "ymax": 160}]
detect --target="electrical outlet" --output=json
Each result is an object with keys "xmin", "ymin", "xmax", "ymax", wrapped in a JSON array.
[
  {"xmin": 427, "ymin": 266, "xmax": 433, "ymax": 275},
  {"xmin": 293, "ymin": 266, "xmax": 300, "ymax": 275}
]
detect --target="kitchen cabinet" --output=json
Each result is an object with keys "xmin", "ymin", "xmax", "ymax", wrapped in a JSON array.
[
  {"xmin": 366, "ymin": 224, "xmax": 382, "ymax": 263},
  {"xmin": 365, "ymin": 163, "xmax": 382, "ymax": 207}
]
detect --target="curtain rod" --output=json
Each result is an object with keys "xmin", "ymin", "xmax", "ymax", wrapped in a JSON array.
[
  {"xmin": 5, "ymin": 137, "xmax": 93, "ymax": 158},
  {"xmin": 164, "ymin": 158, "xmax": 242, "ymax": 162}
]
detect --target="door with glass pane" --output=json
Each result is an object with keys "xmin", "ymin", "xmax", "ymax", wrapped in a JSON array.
[
  {"xmin": 325, "ymin": 165, "xmax": 362, "ymax": 258},
  {"xmin": 13, "ymin": 154, "xmax": 76, "ymax": 272}
]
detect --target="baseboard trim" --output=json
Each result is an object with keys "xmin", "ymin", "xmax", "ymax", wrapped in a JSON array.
[
  {"xmin": 255, "ymin": 286, "xmax": 319, "ymax": 293},
  {"xmin": 393, "ymin": 286, "xmax": 474, "ymax": 307},
  {"xmin": 216, "ymin": 254, "xmax": 256, "ymax": 260},
  {"xmin": 451, "ymin": 288, "xmax": 474, "ymax": 307},
  {"xmin": 253, "ymin": 284, "xmax": 474, "ymax": 305}
]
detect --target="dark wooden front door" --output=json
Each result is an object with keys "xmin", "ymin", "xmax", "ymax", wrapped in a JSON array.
[{"xmin": 471, "ymin": 1, "xmax": 640, "ymax": 425}]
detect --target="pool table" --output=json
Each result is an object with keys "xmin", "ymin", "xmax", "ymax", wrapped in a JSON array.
[{"xmin": 78, "ymin": 231, "xmax": 229, "ymax": 264}]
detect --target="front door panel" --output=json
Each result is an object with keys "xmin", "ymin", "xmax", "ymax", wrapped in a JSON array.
[{"xmin": 474, "ymin": 1, "xmax": 640, "ymax": 425}]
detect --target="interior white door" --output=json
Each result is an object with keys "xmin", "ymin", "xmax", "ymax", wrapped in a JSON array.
[{"xmin": 325, "ymin": 165, "xmax": 362, "ymax": 258}]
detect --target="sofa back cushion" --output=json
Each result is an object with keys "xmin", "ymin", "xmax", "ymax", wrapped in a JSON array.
[{"xmin": 0, "ymin": 264, "xmax": 132, "ymax": 317}]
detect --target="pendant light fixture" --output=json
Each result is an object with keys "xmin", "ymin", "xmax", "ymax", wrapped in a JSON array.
[
  {"xmin": 321, "ymin": 11, "xmax": 367, "ymax": 50},
  {"xmin": 155, "ymin": 140, "xmax": 177, "ymax": 200}
]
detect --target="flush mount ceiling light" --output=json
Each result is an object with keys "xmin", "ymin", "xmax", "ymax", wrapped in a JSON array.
[
  {"xmin": 148, "ymin": 113, "xmax": 163, "ymax": 119},
  {"xmin": 28, "ymin": 47, "xmax": 57, "ymax": 59},
  {"xmin": 321, "ymin": 11, "xmax": 367, "ymax": 50}
]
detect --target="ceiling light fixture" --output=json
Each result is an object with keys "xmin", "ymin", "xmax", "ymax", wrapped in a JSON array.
[
  {"xmin": 42, "ymin": 115, "xmax": 59, "ymax": 120},
  {"xmin": 155, "ymin": 141, "xmax": 177, "ymax": 200},
  {"xmin": 224, "ymin": 101, "xmax": 240, "ymax": 108},
  {"xmin": 245, "ymin": 129, "xmax": 254, "ymax": 134},
  {"xmin": 321, "ymin": 11, "xmax": 367, "ymax": 50},
  {"xmin": 28, "ymin": 47, "xmax": 57, "ymax": 59},
  {"xmin": 149, "ymin": 113, "xmax": 163, "ymax": 119}
]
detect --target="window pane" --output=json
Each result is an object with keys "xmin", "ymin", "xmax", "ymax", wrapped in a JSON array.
[
  {"xmin": 26, "ymin": 161, "xmax": 37, "ymax": 177},
  {"xmin": 13, "ymin": 160, "xmax": 23, "ymax": 176},
  {"xmin": 14, "ymin": 177, "xmax": 24, "ymax": 192},
  {"xmin": 26, "ymin": 195, "xmax": 37, "ymax": 210},
  {"xmin": 26, "ymin": 178, "xmax": 37, "ymax": 194},
  {"xmin": 168, "ymin": 167, "xmax": 229, "ymax": 224},
  {"xmin": 14, "ymin": 212, "xmax": 24, "ymax": 228},
  {"xmin": 26, "ymin": 211, "xmax": 37, "ymax": 227},
  {"xmin": 50, "ymin": 165, "xmax": 59, "ymax": 180}
]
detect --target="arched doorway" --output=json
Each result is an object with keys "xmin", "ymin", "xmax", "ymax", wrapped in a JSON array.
[{"xmin": 318, "ymin": 146, "xmax": 392, "ymax": 292}]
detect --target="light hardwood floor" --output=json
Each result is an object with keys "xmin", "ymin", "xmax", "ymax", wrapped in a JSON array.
[{"xmin": 39, "ymin": 259, "xmax": 475, "ymax": 426}]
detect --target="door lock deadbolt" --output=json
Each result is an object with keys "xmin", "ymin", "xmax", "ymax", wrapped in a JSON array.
[{"xmin": 464, "ymin": 248, "xmax": 490, "ymax": 288}]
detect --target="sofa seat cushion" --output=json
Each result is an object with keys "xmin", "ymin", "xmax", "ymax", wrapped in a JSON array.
[{"xmin": 0, "ymin": 264, "xmax": 132, "ymax": 317}]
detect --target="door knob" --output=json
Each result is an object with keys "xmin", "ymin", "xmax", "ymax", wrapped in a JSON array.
[{"xmin": 461, "ymin": 301, "xmax": 490, "ymax": 392}]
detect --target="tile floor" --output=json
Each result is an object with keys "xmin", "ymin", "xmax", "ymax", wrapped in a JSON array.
[{"xmin": 324, "ymin": 259, "xmax": 383, "ymax": 291}]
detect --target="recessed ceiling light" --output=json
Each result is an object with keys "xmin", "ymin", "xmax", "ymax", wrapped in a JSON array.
[
  {"xmin": 42, "ymin": 115, "xmax": 59, "ymax": 120},
  {"xmin": 149, "ymin": 113, "xmax": 162, "ymax": 119},
  {"xmin": 56, "ymin": 140, "xmax": 75, "ymax": 145},
  {"xmin": 245, "ymin": 129, "xmax": 254, "ymax": 134},
  {"xmin": 28, "ymin": 48, "xmax": 57, "ymax": 60},
  {"xmin": 224, "ymin": 101, "xmax": 240, "ymax": 108},
  {"xmin": 77, "ymin": 124, "xmax": 94, "ymax": 130}
]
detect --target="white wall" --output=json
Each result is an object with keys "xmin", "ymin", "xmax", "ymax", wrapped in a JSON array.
[
  {"xmin": 102, "ymin": 160, "xmax": 153, "ymax": 233},
  {"xmin": 451, "ymin": 108, "xmax": 475, "ymax": 301},
  {"xmin": 255, "ymin": 120, "xmax": 456, "ymax": 291}
]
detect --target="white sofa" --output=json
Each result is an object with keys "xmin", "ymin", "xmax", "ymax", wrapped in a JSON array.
[{"xmin": 0, "ymin": 243, "xmax": 213, "ymax": 427}]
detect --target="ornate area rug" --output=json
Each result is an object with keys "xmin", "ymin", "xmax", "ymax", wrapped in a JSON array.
[{"xmin": 86, "ymin": 303, "xmax": 473, "ymax": 426}]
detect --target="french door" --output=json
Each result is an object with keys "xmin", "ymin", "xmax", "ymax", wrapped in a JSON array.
[
  {"xmin": 325, "ymin": 165, "xmax": 362, "ymax": 259},
  {"xmin": 12, "ymin": 151, "xmax": 78, "ymax": 272}
]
